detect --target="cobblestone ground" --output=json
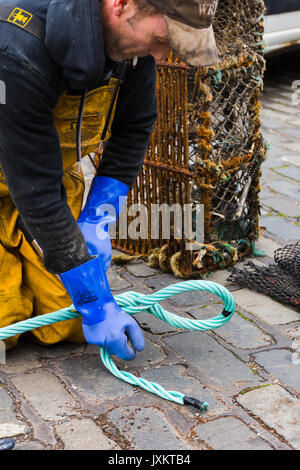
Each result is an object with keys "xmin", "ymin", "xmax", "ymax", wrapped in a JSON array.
[
  {"xmin": 1, "ymin": 51, "xmax": 300, "ymax": 451},
  {"xmin": 260, "ymin": 49, "xmax": 300, "ymax": 243}
]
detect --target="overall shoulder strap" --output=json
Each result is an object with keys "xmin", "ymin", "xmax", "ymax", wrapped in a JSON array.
[{"xmin": 0, "ymin": 5, "xmax": 45, "ymax": 41}]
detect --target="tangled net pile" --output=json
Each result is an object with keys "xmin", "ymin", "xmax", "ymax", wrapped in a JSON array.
[
  {"xmin": 112, "ymin": 0, "xmax": 267, "ymax": 278},
  {"xmin": 228, "ymin": 242, "xmax": 300, "ymax": 310}
]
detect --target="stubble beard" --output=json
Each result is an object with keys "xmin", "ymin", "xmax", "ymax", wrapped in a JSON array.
[{"xmin": 102, "ymin": 21, "xmax": 129, "ymax": 61}]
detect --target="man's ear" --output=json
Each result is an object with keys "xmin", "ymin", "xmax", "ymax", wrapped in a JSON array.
[{"xmin": 113, "ymin": 0, "xmax": 129, "ymax": 16}]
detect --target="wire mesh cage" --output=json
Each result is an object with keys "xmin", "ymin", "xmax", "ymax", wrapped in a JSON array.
[{"xmin": 112, "ymin": 0, "xmax": 267, "ymax": 278}]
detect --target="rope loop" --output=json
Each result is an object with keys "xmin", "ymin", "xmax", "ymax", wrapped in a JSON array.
[{"xmin": 0, "ymin": 280, "xmax": 235, "ymax": 412}]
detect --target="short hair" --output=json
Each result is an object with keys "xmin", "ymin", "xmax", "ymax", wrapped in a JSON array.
[{"xmin": 133, "ymin": 0, "xmax": 159, "ymax": 16}]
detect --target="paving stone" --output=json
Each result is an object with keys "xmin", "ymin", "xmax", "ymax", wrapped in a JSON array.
[
  {"xmin": 145, "ymin": 274, "xmax": 215, "ymax": 304},
  {"xmin": 276, "ymin": 127, "xmax": 300, "ymax": 139},
  {"xmin": 261, "ymin": 108, "xmax": 300, "ymax": 127},
  {"xmin": 15, "ymin": 441, "xmax": 46, "ymax": 450},
  {"xmin": 260, "ymin": 216, "xmax": 300, "ymax": 241},
  {"xmin": 253, "ymin": 350, "xmax": 300, "ymax": 392},
  {"xmin": 137, "ymin": 312, "xmax": 177, "ymax": 335},
  {"xmin": 287, "ymin": 327, "xmax": 300, "ymax": 364},
  {"xmin": 164, "ymin": 332, "xmax": 262, "ymax": 390},
  {"xmin": 203, "ymin": 269, "xmax": 241, "ymax": 291},
  {"xmin": 11, "ymin": 370, "xmax": 76, "ymax": 421},
  {"xmin": 142, "ymin": 365, "xmax": 227, "ymax": 415},
  {"xmin": 0, "ymin": 423, "xmax": 28, "ymax": 439},
  {"xmin": 1, "ymin": 341, "xmax": 41, "ymax": 373},
  {"xmin": 255, "ymin": 237, "xmax": 282, "ymax": 259},
  {"xmin": 263, "ymin": 138, "xmax": 287, "ymax": 155},
  {"xmin": 168, "ymin": 289, "xmax": 214, "ymax": 307},
  {"xmin": 0, "ymin": 386, "xmax": 24, "ymax": 426},
  {"xmin": 283, "ymin": 118, "xmax": 300, "ymax": 128},
  {"xmin": 237, "ymin": 385, "xmax": 300, "ymax": 449},
  {"xmin": 261, "ymin": 153, "xmax": 284, "ymax": 169},
  {"xmin": 261, "ymin": 168, "xmax": 284, "ymax": 186},
  {"xmin": 262, "ymin": 179, "xmax": 300, "ymax": 203},
  {"xmin": 144, "ymin": 274, "xmax": 181, "ymax": 290},
  {"xmin": 194, "ymin": 417, "xmax": 272, "ymax": 450},
  {"xmin": 285, "ymin": 326, "xmax": 300, "ymax": 348},
  {"xmin": 126, "ymin": 261, "xmax": 159, "ymax": 278},
  {"xmin": 259, "ymin": 187, "xmax": 274, "ymax": 199},
  {"xmin": 84, "ymin": 344, "xmax": 101, "ymax": 355},
  {"xmin": 263, "ymin": 101, "xmax": 298, "ymax": 117},
  {"xmin": 107, "ymin": 406, "xmax": 193, "ymax": 450},
  {"xmin": 260, "ymin": 206, "xmax": 271, "ymax": 217},
  {"xmin": 251, "ymin": 256, "xmax": 276, "ymax": 267},
  {"xmin": 55, "ymin": 418, "xmax": 120, "ymax": 450},
  {"xmin": 282, "ymin": 142, "xmax": 300, "ymax": 156},
  {"xmin": 274, "ymin": 165, "xmax": 300, "ymax": 182},
  {"xmin": 56, "ymin": 355, "xmax": 135, "ymax": 404},
  {"xmin": 260, "ymin": 108, "xmax": 287, "ymax": 123},
  {"xmin": 107, "ymin": 267, "xmax": 132, "ymax": 292},
  {"xmin": 261, "ymin": 117, "xmax": 285, "ymax": 130},
  {"xmin": 233, "ymin": 289, "xmax": 300, "ymax": 325},
  {"xmin": 37, "ymin": 342, "xmax": 84, "ymax": 359},
  {"xmin": 234, "ymin": 258, "xmax": 267, "ymax": 270},
  {"xmin": 116, "ymin": 337, "xmax": 165, "ymax": 369},
  {"xmin": 280, "ymin": 155, "xmax": 300, "ymax": 168},
  {"xmin": 187, "ymin": 303, "xmax": 224, "ymax": 320},
  {"xmin": 261, "ymin": 194, "xmax": 300, "ymax": 218},
  {"xmin": 191, "ymin": 309, "xmax": 273, "ymax": 350},
  {"xmin": 0, "ymin": 387, "xmax": 29, "ymax": 438},
  {"xmin": 174, "ymin": 291, "xmax": 217, "ymax": 307},
  {"xmin": 19, "ymin": 401, "xmax": 57, "ymax": 446},
  {"xmin": 260, "ymin": 128, "xmax": 290, "ymax": 144}
]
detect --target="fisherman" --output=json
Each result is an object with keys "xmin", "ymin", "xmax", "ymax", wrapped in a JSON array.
[{"xmin": 0, "ymin": 0, "xmax": 218, "ymax": 360}]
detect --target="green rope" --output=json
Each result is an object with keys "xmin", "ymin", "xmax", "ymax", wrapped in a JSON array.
[{"xmin": 0, "ymin": 280, "xmax": 235, "ymax": 412}]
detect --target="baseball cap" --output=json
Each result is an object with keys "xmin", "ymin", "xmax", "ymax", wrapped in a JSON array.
[{"xmin": 146, "ymin": 0, "xmax": 219, "ymax": 66}]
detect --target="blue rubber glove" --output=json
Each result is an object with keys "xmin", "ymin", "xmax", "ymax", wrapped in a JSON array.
[
  {"xmin": 60, "ymin": 256, "xmax": 144, "ymax": 360},
  {"xmin": 78, "ymin": 176, "xmax": 129, "ymax": 271}
]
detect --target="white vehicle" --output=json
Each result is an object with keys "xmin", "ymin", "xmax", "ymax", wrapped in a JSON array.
[{"xmin": 264, "ymin": 0, "xmax": 300, "ymax": 53}]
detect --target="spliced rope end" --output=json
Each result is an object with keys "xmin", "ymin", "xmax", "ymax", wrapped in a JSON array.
[{"xmin": 183, "ymin": 396, "xmax": 209, "ymax": 412}]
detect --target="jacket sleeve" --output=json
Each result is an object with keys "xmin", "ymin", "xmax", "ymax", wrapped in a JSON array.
[
  {"xmin": 45, "ymin": 0, "xmax": 105, "ymax": 89},
  {"xmin": 97, "ymin": 56, "xmax": 158, "ymax": 188},
  {"xmin": 0, "ymin": 52, "xmax": 91, "ymax": 274}
]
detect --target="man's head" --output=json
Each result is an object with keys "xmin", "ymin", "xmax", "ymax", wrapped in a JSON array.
[
  {"xmin": 102, "ymin": 0, "xmax": 171, "ymax": 62},
  {"xmin": 102, "ymin": 0, "xmax": 218, "ymax": 66}
]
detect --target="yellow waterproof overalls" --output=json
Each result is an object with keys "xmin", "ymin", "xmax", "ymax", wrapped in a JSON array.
[{"xmin": 0, "ymin": 81, "xmax": 119, "ymax": 349}]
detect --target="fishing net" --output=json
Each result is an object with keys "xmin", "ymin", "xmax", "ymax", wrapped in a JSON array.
[
  {"xmin": 228, "ymin": 242, "xmax": 300, "ymax": 310},
  {"xmin": 112, "ymin": 0, "xmax": 267, "ymax": 278}
]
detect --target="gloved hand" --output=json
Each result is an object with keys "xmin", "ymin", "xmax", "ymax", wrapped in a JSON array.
[
  {"xmin": 78, "ymin": 176, "xmax": 129, "ymax": 271},
  {"xmin": 60, "ymin": 256, "xmax": 144, "ymax": 360}
]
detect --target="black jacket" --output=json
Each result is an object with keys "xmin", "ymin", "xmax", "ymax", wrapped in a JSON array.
[{"xmin": 0, "ymin": 0, "xmax": 157, "ymax": 274}]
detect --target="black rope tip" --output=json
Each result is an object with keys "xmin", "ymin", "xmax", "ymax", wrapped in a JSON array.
[
  {"xmin": 0, "ymin": 438, "xmax": 15, "ymax": 451},
  {"xmin": 222, "ymin": 308, "xmax": 232, "ymax": 318},
  {"xmin": 183, "ymin": 396, "xmax": 209, "ymax": 412}
]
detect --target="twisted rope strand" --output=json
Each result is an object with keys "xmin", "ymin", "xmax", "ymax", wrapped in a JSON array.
[{"xmin": 0, "ymin": 280, "xmax": 235, "ymax": 411}]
